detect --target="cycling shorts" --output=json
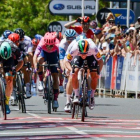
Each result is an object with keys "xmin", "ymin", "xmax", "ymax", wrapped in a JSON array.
[
  {"xmin": 71, "ymin": 55, "xmax": 98, "ymax": 72},
  {"xmin": 40, "ymin": 50, "xmax": 58, "ymax": 73}
]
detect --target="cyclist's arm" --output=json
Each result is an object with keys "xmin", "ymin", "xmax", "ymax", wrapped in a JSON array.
[
  {"xmin": 33, "ymin": 45, "xmax": 42, "ymax": 69},
  {"xmin": 89, "ymin": 41, "xmax": 103, "ymax": 73},
  {"xmin": 64, "ymin": 20, "xmax": 77, "ymax": 29},
  {"xmin": 16, "ymin": 60, "xmax": 24, "ymax": 72},
  {"xmin": 15, "ymin": 49, "xmax": 24, "ymax": 72},
  {"xmin": 59, "ymin": 46, "xmax": 66, "ymax": 71}
]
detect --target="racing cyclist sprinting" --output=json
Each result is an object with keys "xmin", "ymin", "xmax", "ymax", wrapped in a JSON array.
[
  {"xmin": 0, "ymin": 40, "xmax": 24, "ymax": 114},
  {"xmin": 33, "ymin": 32, "xmax": 60, "ymax": 108},
  {"xmin": 64, "ymin": 39, "xmax": 103, "ymax": 109}
]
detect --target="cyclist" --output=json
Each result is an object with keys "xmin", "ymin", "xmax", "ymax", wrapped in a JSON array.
[
  {"xmin": 0, "ymin": 30, "xmax": 13, "ymax": 41},
  {"xmin": 35, "ymin": 34, "xmax": 43, "ymax": 41},
  {"xmin": 32, "ymin": 35, "xmax": 43, "ymax": 88},
  {"xmin": 14, "ymin": 28, "xmax": 33, "ymax": 98},
  {"xmin": 8, "ymin": 33, "xmax": 23, "ymax": 105},
  {"xmin": 64, "ymin": 16, "xmax": 94, "ymax": 40},
  {"xmin": 54, "ymin": 31, "xmax": 64, "ymax": 93},
  {"xmin": 33, "ymin": 32, "xmax": 60, "ymax": 108},
  {"xmin": 0, "ymin": 40, "xmax": 24, "ymax": 114},
  {"xmin": 59, "ymin": 29, "xmax": 76, "ymax": 95},
  {"xmin": 55, "ymin": 31, "xmax": 63, "ymax": 42},
  {"xmin": 64, "ymin": 34, "xmax": 87, "ymax": 112},
  {"xmin": 64, "ymin": 39, "xmax": 103, "ymax": 110}
]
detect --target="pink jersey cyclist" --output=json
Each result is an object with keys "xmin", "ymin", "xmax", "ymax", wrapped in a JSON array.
[{"xmin": 35, "ymin": 35, "xmax": 59, "ymax": 56}]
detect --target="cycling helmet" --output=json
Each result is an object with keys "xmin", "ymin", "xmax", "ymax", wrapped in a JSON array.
[
  {"xmin": 65, "ymin": 29, "xmax": 76, "ymax": 38},
  {"xmin": 32, "ymin": 38, "xmax": 39, "ymax": 46},
  {"xmin": 76, "ymin": 34, "xmax": 87, "ymax": 42},
  {"xmin": 0, "ymin": 42, "xmax": 12, "ymax": 60},
  {"xmin": 55, "ymin": 32, "xmax": 62, "ymax": 41},
  {"xmin": 83, "ymin": 16, "xmax": 91, "ymax": 23},
  {"xmin": 44, "ymin": 32, "xmax": 56, "ymax": 45},
  {"xmin": 14, "ymin": 28, "xmax": 25, "ymax": 39},
  {"xmin": 78, "ymin": 40, "xmax": 89, "ymax": 54},
  {"xmin": 3, "ymin": 30, "xmax": 13, "ymax": 39},
  {"xmin": 8, "ymin": 33, "xmax": 20, "ymax": 43},
  {"xmin": 34, "ymin": 34, "xmax": 43, "ymax": 41}
]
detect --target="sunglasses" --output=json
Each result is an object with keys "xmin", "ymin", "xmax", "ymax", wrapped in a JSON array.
[
  {"xmin": 82, "ymin": 22, "xmax": 90, "ymax": 25},
  {"xmin": 109, "ymin": 21, "xmax": 115, "ymax": 24},
  {"xmin": 138, "ymin": 19, "xmax": 140, "ymax": 22},
  {"xmin": 66, "ymin": 37, "xmax": 76, "ymax": 41}
]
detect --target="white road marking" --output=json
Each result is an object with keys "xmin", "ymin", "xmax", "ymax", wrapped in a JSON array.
[
  {"xmin": 0, "ymin": 129, "xmax": 140, "ymax": 135},
  {"xmin": 66, "ymin": 126, "xmax": 106, "ymax": 140}
]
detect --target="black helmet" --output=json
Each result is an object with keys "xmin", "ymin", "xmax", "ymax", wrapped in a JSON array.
[{"xmin": 14, "ymin": 28, "xmax": 25, "ymax": 40}]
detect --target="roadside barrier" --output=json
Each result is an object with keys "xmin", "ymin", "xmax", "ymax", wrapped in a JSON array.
[{"xmin": 98, "ymin": 53, "xmax": 140, "ymax": 99}]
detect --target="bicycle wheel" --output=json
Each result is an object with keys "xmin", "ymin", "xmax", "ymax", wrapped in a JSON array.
[
  {"xmin": 0, "ymin": 78, "xmax": 6, "ymax": 120},
  {"xmin": 81, "ymin": 79, "xmax": 87, "ymax": 122},
  {"xmin": 46, "ymin": 76, "xmax": 51, "ymax": 114},
  {"xmin": 16, "ymin": 74, "xmax": 26, "ymax": 113},
  {"xmin": 72, "ymin": 103, "xmax": 75, "ymax": 119}
]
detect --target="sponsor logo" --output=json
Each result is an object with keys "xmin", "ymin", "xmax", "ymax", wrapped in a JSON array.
[
  {"xmin": 96, "ymin": 52, "xmax": 101, "ymax": 59},
  {"xmin": 115, "ymin": 14, "xmax": 122, "ymax": 18},
  {"xmin": 67, "ymin": 53, "xmax": 73, "ymax": 60},
  {"xmin": 115, "ymin": 14, "xmax": 132, "ymax": 20},
  {"xmin": 53, "ymin": 4, "xmax": 65, "ymax": 10},
  {"xmin": 67, "ymin": 5, "xmax": 95, "ymax": 10}
]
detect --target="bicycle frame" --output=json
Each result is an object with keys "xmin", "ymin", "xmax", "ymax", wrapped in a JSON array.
[{"xmin": 37, "ymin": 62, "xmax": 58, "ymax": 113}]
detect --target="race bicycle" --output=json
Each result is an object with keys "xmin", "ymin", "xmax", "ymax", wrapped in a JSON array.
[
  {"xmin": 37, "ymin": 62, "xmax": 58, "ymax": 114},
  {"xmin": 72, "ymin": 60, "xmax": 100, "ymax": 122},
  {"xmin": 16, "ymin": 70, "xmax": 26, "ymax": 113}
]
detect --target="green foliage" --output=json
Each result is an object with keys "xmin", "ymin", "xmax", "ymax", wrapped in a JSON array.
[{"xmin": 0, "ymin": 0, "xmax": 109, "ymax": 37}]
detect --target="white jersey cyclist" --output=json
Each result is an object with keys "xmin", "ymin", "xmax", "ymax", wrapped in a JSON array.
[
  {"xmin": 19, "ymin": 35, "xmax": 33, "ymax": 53},
  {"xmin": 65, "ymin": 38, "xmax": 102, "ymax": 62}
]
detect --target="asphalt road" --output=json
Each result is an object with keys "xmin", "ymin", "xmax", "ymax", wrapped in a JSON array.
[{"xmin": 0, "ymin": 88, "xmax": 140, "ymax": 140}]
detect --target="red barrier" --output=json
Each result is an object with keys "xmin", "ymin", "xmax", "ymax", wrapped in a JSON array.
[{"xmin": 111, "ymin": 55, "xmax": 118, "ymax": 89}]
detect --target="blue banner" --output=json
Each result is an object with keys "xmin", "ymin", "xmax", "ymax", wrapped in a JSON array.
[
  {"xmin": 110, "ymin": 8, "xmax": 135, "ymax": 25},
  {"xmin": 105, "ymin": 57, "xmax": 112, "ymax": 89},
  {"xmin": 116, "ymin": 56, "xmax": 124, "ymax": 90}
]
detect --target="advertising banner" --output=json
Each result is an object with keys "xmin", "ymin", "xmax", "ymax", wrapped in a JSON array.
[
  {"xmin": 116, "ymin": 56, "xmax": 124, "ymax": 90},
  {"xmin": 110, "ymin": 8, "xmax": 135, "ymax": 25},
  {"xmin": 137, "ymin": 57, "xmax": 140, "ymax": 91},
  {"xmin": 126, "ymin": 55, "xmax": 138, "ymax": 91},
  {"xmin": 49, "ymin": 0, "xmax": 96, "ymax": 15},
  {"xmin": 111, "ymin": 55, "xmax": 117, "ymax": 90},
  {"xmin": 120, "ymin": 53, "xmax": 129, "ymax": 90},
  {"xmin": 105, "ymin": 57, "xmax": 112, "ymax": 89}
]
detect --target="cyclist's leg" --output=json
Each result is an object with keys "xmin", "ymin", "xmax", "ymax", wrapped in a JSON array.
[
  {"xmin": 21, "ymin": 56, "xmax": 32, "ymax": 98},
  {"xmin": 58, "ymin": 68, "xmax": 64, "ymax": 93},
  {"xmin": 37, "ymin": 52, "xmax": 45, "ymax": 91},
  {"xmin": 64, "ymin": 74, "xmax": 73, "ymax": 111},
  {"xmin": 71, "ymin": 56, "xmax": 83, "ymax": 102},
  {"xmin": 47, "ymin": 51, "xmax": 59, "ymax": 108},
  {"xmin": 87, "ymin": 55, "xmax": 99, "ymax": 109}
]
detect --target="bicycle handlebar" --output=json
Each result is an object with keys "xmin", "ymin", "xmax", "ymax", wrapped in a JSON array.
[
  {"xmin": 37, "ymin": 62, "xmax": 58, "ymax": 70},
  {"xmin": 72, "ymin": 59, "xmax": 100, "ymax": 75}
]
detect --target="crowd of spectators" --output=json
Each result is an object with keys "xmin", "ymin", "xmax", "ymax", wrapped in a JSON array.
[{"xmin": 90, "ymin": 13, "xmax": 140, "ymax": 64}]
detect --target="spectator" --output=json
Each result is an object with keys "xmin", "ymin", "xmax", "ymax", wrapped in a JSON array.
[
  {"xmin": 135, "ymin": 16, "xmax": 140, "ymax": 26},
  {"xmin": 103, "ymin": 13, "xmax": 115, "ymax": 29},
  {"xmin": 64, "ymin": 16, "xmax": 94, "ymax": 40},
  {"xmin": 90, "ymin": 20, "xmax": 97, "ymax": 33}
]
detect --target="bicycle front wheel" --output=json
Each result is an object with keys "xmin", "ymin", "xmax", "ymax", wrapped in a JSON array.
[
  {"xmin": 0, "ymin": 78, "xmax": 6, "ymax": 120},
  {"xmin": 81, "ymin": 79, "xmax": 87, "ymax": 122},
  {"xmin": 46, "ymin": 76, "xmax": 51, "ymax": 114},
  {"xmin": 16, "ymin": 74, "xmax": 26, "ymax": 113}
]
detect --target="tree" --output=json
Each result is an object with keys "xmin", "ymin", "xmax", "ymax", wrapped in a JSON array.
[{"xmin": 0, "ymin": 0, "xmax": 109, "ymax": 37}]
